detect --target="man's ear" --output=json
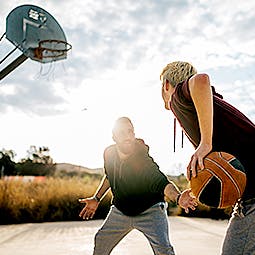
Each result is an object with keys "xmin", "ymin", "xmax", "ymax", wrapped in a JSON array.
[
  {"xmin": 112, "ymin": 134, "xmax": 116, "ymax": 142},
  {"xmin": 164, "ymin": 79, "xmax": 170, "ymax": 91}
]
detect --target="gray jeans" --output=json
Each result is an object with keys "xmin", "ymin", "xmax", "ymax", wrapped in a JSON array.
[
  {"xmin": 221, "ymin": 201, "xmax": 255, "ymax": 255},
  {"xmin": 93, "ymin": 203, "xmax": 175, "ymax": 255}
]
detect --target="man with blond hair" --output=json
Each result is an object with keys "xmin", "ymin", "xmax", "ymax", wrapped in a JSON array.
[
  {"xmin": 79, "ymin": 116, "xmax": 197, "ymax": 255},
  {"xmin": 160, "ymin": 61, "xmax": 255, "ymax": 255}
]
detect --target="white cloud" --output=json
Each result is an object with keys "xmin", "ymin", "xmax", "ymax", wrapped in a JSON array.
[{"xmin": 0, "ymin": 0, "xmax": 254, "ymax": 174}]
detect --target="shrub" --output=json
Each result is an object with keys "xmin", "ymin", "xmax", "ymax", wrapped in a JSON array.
[{"xmin": 16, "ymin": 162, "xmax": 56, "ymax": 176}]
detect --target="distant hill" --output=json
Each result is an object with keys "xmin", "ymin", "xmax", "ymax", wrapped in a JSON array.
[{"xmin": 55, "ymin": 163, "xmax": 104, "ymax": 175}]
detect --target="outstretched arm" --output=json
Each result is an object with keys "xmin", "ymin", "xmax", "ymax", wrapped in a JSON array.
[
  {"xmin": 164, "ymin": 182, "xmax": 197, "ymax": 213},
  {"xmin": 79, "ymin": 175, "xmax": 110, "ymax": 220}
]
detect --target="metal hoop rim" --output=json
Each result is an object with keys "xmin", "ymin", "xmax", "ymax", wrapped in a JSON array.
[{"xmin": 38, "ymin": 39, "xmax": 72, "ymax": 52}]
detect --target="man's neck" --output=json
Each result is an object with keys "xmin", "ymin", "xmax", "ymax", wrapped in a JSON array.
[{"xmin": 116, "ymin": 147, "xmax": 130, "ymax": 160}]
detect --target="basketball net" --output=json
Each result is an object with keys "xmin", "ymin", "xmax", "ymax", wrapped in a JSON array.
[{"xmin": 33, "ymin": 39, "xmax": 72, "ymax": 80}]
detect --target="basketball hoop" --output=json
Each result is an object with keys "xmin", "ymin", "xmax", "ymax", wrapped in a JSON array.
[
  {"xmin": 0, "ymin": 4, "xmax": 72, "ymax": 81},
  {"xmin": 33, "ymin": 39, "xmax": 72, "ymax": 62}
]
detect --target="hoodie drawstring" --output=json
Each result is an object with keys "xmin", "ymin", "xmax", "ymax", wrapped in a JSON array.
[{"xmin": 173, "ymin": 118, "xmax": 184, "ymax": 152}]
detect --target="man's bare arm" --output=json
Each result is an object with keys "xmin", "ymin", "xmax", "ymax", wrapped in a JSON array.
[{"xmin": 93, "ymin": 175, "xmax": 111, "ymax": 201}]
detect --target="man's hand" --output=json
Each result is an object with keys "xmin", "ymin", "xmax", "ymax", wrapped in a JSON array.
[
  {"xmin": 78, "ymin": 197, "xmax": 99, "ymax": 220},
  {"xmin": 178, "ymin": 189, "xmax": 197, "ymax": 213},
  {"xmin": 186, "ymin": 143, "xmax": 212, "ymax": 180}
]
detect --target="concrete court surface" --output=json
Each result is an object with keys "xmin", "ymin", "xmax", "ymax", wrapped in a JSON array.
[{"xmin": 0, "ymin": 216, "xmax": 228, "ymax": 255}]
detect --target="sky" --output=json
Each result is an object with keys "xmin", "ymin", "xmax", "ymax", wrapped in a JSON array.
[{"xmin": 0, "ymin": 0, "xmax": 255, "ymax": 175}]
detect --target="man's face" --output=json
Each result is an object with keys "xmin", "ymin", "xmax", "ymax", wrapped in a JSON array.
[{"xmin": 113, "ymin": 121, "xmax": 135, "ymax": 155}]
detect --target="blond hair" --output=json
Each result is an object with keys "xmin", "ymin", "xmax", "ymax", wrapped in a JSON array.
[{"xmin": 160, "ymin": 61, "xmax": 197, "ymax": 87}]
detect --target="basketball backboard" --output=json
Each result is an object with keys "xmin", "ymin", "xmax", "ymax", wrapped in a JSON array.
[{"xmin": 0, "ymin": 4, "xmax": 72, "ymax": 80}]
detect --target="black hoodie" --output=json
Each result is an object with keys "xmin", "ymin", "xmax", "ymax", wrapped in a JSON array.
[{"xmin": 104, "ymin": 138, "xmax": 170, "ymax": 216}]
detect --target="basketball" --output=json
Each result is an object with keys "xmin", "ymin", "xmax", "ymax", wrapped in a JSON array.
[{"xmin": 190, "ymin": 151, "xmax": 247, "ymax": 208}]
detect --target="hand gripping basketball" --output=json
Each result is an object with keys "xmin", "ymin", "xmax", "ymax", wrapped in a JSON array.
[{"xmin": 190, "ymin": 151, "xmax": 247, "ymax": 208}]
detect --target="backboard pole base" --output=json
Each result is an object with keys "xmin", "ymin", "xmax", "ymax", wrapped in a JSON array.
[{"xmin": 0, "ymin": 53, "xmax": 28, "ymax": 81}]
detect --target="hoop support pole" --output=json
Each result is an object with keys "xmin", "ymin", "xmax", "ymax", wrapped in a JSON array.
[{"xmin": 0, "ymin": 53, "xmax": 28, "ymax": 81}]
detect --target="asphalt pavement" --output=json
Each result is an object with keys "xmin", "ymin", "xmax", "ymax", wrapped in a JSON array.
[{"xmin": 0, "ymin": 216, "xmax": 228, "ymax": 255}]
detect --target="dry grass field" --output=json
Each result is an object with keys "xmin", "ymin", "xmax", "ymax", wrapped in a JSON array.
[
  {"xmin": 0, "ymin": 176, "xmax": 112, "ymax": 224},
  {"xmin": 0, "ymin": 170, "xmax": 232, "ymax": 224}
]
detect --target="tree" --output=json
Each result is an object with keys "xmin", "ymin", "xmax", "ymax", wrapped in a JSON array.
[
  {"xmin": 0, "ymin": 149, "xmax": 16, "ymax": 176},
  {"xmin": 17, "ymin": 145, "xmax": 55, "ymax": 176},
  {"xmin": 25, "ymin": 145, "xmax": 53, "ymax": 164}
]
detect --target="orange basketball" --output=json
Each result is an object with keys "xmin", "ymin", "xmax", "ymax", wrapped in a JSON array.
[{"xmin": 190, "ymin": 151, "xmax": 246, "ymax": 208}]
